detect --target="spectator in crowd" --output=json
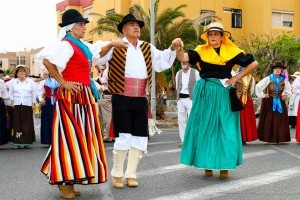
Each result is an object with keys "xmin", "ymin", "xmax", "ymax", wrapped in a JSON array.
[
  {"xmin": 162, "ymin": 86, "xmax": 167, "ymax": 105},
  {"xmin": 256, "ymin": 61, "xmax": 291, "ymax": 144},
  {"xmin": 0, "ymin": 70, "xmax": 9, "ymax": 145},
  {"xmin": 3, "ymin": 75, "xmax": 13, "ymax": 141},
  {"xmin": 9, "ymin": 65, "xmax": 37, "ymax": 148},
  {"xmin": 288, "ymin": 71, "xmax": 300, "ymax": 128},
  {"xmin": 175, "ymin": 62, "xmax": 200, "ymax": 147},
  {"xmin": 94, "ymin": 64, "xmax": 114, "ymax": 142},
  {"xmin": 234, "ymin": 66, "xmax": 258, "ymax": 145},
  {"xmin": 37, "ymin": 71, "xmax": 60, "ymax": 146}
]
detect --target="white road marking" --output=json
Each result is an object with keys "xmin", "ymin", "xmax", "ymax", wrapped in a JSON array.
[
  {"xmin": 145, "ymin": 149, "xmax": 181, "ymax": 157},
  {"xmin": 149, "ymin": 167, "xmax": 300, "ymax": 200},
  {"xmin": 138, "ymin": 150, "xmax": 278, "ymax": 177},
  {"xmin": 243, "ymin": 149, "xmax": 277, "ymax": 159}
]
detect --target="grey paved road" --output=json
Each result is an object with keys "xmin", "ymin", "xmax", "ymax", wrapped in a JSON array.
[{"xmin": 1, "ymin": 117, "xmax": 300, "ymax": 200}]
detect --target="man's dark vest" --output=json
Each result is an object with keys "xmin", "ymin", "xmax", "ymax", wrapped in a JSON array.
[{"xmin": 108, "ymin": 42, "xmax": 152, "ymax": 94}]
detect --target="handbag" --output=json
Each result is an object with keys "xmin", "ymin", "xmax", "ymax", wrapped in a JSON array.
[{"xmin": 229, "ymin": 87, "xmax": 244, "ymax": 111}]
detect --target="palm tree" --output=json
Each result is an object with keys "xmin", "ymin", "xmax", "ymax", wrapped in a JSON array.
[
  {"xmin": 90, "ymin": 1, "xmax": 221, "ymax": 118},
  {"xmin": 91, "ymin": 1, "xmax": 198, "ymax": 47},
  {"xmin": 90, "ymin": 13, "xmax": 124, "ymax": 37},
  {"xmin": 90, "ymin": 0, "xmax": 201, "ymax": 119}
]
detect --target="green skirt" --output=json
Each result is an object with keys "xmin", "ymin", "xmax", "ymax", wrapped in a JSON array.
[{"xmin": 180, "ymin": 78, "xmax": 243, "ymax": 170}]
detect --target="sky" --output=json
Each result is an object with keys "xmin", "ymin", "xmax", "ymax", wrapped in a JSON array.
[{"xmin": 0, "ymin": 0, "xmax": 62, "ymax": 52}]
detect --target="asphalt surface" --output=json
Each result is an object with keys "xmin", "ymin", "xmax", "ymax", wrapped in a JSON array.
[{"xmin": 1, "ymin": 117, "xmax": 300, "ymax": 200}]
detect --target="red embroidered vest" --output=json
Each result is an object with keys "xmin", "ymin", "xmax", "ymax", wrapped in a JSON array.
[
  {"xmin": 44, "ymin": 86, "xmax": 56, "ymax": 98},
  {"xmin": 61, "ymin": 39, "xmax": 91, "ymax": 86}
]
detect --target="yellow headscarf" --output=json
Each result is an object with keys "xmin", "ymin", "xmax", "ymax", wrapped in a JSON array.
[{"xmin": 194, "ymin": 22, "xmax": 244, "ymax": 65}]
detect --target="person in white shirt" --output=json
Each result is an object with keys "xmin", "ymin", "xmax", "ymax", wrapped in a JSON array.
[
  {"xmin": 98, "ymin": 13, "xmax": 179, "ymax": 188},
  {"xmin": 0, "ymin": 70, "xmax": 9, "ymax": 145},
  {"xmin": 175, "ymin": 62, "xmax": 200, "ymax": 147},
  {"xmin": 36, "ymin": 72, "xmax": 60, "ymax": 146},
  {"xmin": 9, "ymin": 65, "xmax": 37, "ymax": 148},
  {"xmin": 3, "ymin": 75, "xmax": 13, "ymax": 141},
  {"xmin": 288, "ymin": 71, "xmax": 300, "ymax": 128},
  {"xmin": 94, "ymin": 64, "xmax": 114, "ymax": 142}
]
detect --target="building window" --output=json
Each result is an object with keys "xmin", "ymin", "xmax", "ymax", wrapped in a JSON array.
[
  {"xmin": 17, "ymin": 57, "xmax": 25, "ymax": 65},
  {"xmin": 106, "ymin": 9, "xmax": 115, "ymax": 16},
  {"xmin": 232, "ymin": 9, "xmax": 242, "ymax": 28},
  {"xmin": 223, "ymin": 8, "xmax": 242, "ymax": 28},
  {"xmin": 272, "ymin": 10, "xmax": 294, "ymax": 28},
  {"xmin": 10, "ymin": 60, "xmax": 16, "ymax": 68},
  {"xmin": 200, "ymin": 10, "xmax": 216, "ymax": 26}
]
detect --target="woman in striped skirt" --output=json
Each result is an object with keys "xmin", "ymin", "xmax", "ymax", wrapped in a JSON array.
[{"xmin": 36, "ymin": 9, "xmax": 107, "ymax": 199}]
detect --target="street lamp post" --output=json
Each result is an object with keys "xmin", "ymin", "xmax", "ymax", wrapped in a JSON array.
[{"xmin": 150, "ymin": 0, "xmax": 156, "ymax": 119}]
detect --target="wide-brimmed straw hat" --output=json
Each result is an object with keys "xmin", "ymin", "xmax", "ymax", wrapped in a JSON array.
[
  {"xmin": 58, "ymin": 9, "xmax": 89, "ymax": 27},
  {"xmin": 270, "ymin": 61, "xmax": 286, "ymax": 69},
  {"xmin": 117, "ymin": 13, "xmax": 144, "ymax": 33},
  {"xmin": 12, "ymin": 64, "xmax": 30, "ymax": 75},
  {"xmin": 201, "ymin": 22, "xmax": 231, "ymax": 40}
]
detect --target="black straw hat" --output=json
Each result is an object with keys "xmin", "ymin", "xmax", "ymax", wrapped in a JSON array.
[
  {"xmin": 117, "ymin": 13, "xmax": 144, "ymax": 33},
  {"xmin": 59, "ymin": 9, "xmax": 89, "ymax": 27},
  {"xmin": 270, "ymin": 61, "xmax": 286, "ymax": 69}
]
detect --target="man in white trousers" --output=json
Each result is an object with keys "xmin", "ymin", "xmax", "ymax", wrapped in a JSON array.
[
  {"xmin": 98, "ymin": 13, "xmax": 179, "ymax": 188},
  {"xmin": 175, "ymin": 62, "xmax": 200, "ymax": 147}
]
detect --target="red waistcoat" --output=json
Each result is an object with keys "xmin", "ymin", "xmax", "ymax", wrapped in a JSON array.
[{"xmin": 61, "ymin": 39, "xmax": 91, "ymax": 86}]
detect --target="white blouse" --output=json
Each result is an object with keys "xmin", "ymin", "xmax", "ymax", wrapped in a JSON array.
[
  {"xmin": 292, "ymin": 76, "xmax": 300, "ymax": 94},
  {"xmin": 255, "ymin": 76, "xmax": 292, "ymax": 98},
  {"xmin": 35, "ymin": 40, "xmax": 105, "ymax": 72},
  {"xmin": 0, "ymin": 80, "xmax": 9, "ymax": 102},
  {"xmin": 9, "ymin": 77, "xmax": 37, "ymax": 106}
]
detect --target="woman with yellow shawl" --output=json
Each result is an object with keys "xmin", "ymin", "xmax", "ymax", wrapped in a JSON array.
[{"xmin": 175, "ymin": 22, "xmax": 258, "ymax": 179}]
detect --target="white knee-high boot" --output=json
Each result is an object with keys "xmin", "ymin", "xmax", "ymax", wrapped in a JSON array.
[
  {"xmin": 111, "ymin": 150, "xmax": 128, "ymax": 177},
  {"xmin": 125, "ymin": 147, "xmax": 143, "ymax": 187},
  {"xmin": 111, "ymin": 150, "xmax": 128, "ymax": 188}
]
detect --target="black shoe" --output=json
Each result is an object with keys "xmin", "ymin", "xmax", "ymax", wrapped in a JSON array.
[{"xmin": 103, "ymin": 138, "xmax": 114, "ymax": 143}]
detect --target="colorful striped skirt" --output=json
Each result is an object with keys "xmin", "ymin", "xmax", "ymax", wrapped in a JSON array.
[{"xmin": 41, "ymin": 86, "xmax": 108, "ymax": 185}]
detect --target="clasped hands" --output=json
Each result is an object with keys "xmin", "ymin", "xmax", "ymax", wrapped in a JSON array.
[
  {"xmin": 109, "ymin": 37, "xmax": 184, "ymax": 52},
  {"xmin": 170, "ymin": 38, "xmax": 184, "ymax": 52}
]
